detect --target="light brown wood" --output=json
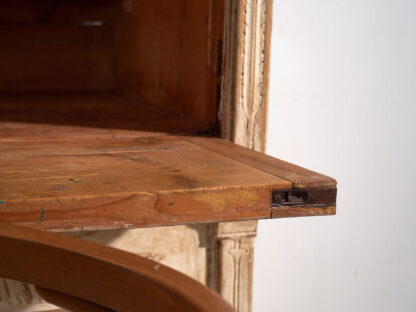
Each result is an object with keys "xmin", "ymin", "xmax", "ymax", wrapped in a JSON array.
[
  {"xmin": 181, "ymin": 135, "xmax": 336, "ymax": 188},
  {"xmin": 0, "ymin": 92, "xmax": 336, "ymax": 231},
  {"xmin": 0, "ymin": 1, "xmax": 336, "ymax": 312},
  {"xmin": 0, "ymin": 122, "xmax": 289, "ymax": 231},
  {"xmin": 0, "ymin": 223, "xmax": 235, "ymax": 312}
]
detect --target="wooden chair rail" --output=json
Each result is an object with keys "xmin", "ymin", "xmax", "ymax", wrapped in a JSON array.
[{"xmin": 0, "ymin": 223, "xmax": 235, "ymax": 312}]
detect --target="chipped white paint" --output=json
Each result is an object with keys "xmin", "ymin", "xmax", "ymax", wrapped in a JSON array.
[{"xmin": 220, "ymin": 0, "xmax": 271, "ymax": 152}]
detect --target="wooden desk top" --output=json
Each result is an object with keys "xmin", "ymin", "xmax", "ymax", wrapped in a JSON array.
[{"xmin": 0, "ymin": 93, "xmax": 336, "ymax": 231}]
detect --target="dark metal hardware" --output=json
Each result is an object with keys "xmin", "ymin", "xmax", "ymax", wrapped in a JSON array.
[{"xmin": 272, "ymin": 188, "xmax": 337, "ymax": 207}]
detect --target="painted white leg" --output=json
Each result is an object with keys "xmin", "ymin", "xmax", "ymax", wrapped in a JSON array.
[{"xmin": 208, "ymin": 221, "xmax": 258, "ymax": 312}]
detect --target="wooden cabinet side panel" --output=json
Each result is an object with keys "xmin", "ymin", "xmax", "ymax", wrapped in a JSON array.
[{"xmin": 112, "ymin": 0, "xmax": 224, "ymax": 128}]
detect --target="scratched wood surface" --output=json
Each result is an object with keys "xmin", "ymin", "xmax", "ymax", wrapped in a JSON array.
[
  {"xmin": 0, "ymin": 125, "xmax": 290, "ymax": 231},
  {"xmin": 182, "ymin": 136, "xmax": 336, "ymax": 188},
  {"xmin": 0, "ymin": 94, "xmax": 336, "ymax": 231}
]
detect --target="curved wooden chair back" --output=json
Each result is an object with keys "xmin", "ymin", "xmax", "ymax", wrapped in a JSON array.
[{"xmin": 0, "ymin": 223, "xmax": 235, "ymax": 312}]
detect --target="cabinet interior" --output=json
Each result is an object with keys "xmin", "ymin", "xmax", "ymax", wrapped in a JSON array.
[{"xmin": 0, "ymin": 0, "xmax": 224, "ymax": 134}]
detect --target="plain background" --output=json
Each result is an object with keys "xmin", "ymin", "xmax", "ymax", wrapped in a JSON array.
[{"xmin": 252, "ymin": 0, "xmax": 416, "ymax": 311}]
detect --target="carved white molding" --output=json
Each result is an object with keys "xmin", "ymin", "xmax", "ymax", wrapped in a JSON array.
[
  {"xmin": 237, "ymin": 0, "xmax": 267, "ymax": 150},
  {"xmin": 217, "ymin": 1, "xmax": 272, "ymax": 311},
  {"xmin": 0, "ymin": 279, "xmax": 41, "ymax": 308},
  {"xmin": 220, "ymin": 0, "xmax": 272, "ymax": 153},
  {"xmin": 209, "ymin": 221, "xmax": 258, "ymax": 312}
]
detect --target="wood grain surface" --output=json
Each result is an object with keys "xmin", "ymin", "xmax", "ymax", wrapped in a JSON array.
[
  {"xmin": 182, "ymin": 135, "xmax": 336, "ymax": 188},
  {"xmin": 0, "ymin": 93, "xmax": 336, "ymax": 231}
]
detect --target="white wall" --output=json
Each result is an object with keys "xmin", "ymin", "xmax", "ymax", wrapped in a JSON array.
[{"xmin": 253, "ymin": 0, "xmax": 416, "ymax": 311}]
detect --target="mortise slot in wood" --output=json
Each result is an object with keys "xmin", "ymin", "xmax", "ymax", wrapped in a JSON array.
[{"xmin": 271, "ymin": 188, "xmax": 337, "ymax": 207}]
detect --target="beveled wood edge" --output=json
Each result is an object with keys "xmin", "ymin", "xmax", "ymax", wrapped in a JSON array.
[
  {"xmin": 1, "ymin": 182, "xmax": 282, "ymax": 231},
  {"xmin": 220, "ymin": 0, "xmax": 274, "ymax": 153},
  {"xmin": 271, "ymin": 205, "xmax": 336, "ymax": 218},
  {"xmin": 0, "ymin": 223, "xmax": 235, "ymax": 312},
  {"xmin": 179, "ymin": 135, "xmax": 337, "ymax": 221},
  {"xmin": 178, "ymin": 135, "xmax": 337, "ymax": 189},
  {"xmin": 0, "ymin": 131, "xmax": 336, "ymax": 232}
]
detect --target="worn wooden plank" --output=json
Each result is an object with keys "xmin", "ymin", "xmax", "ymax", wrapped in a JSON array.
[
  {"xmin": 0, "ymin": 123, "xmax": 290, "ymax": 231},
  {"xmin": 0, "ymin": 92, "xmax": 336, "ymax": 230},
  {"xmin": 181, "ymin": 135, "xmax": 337, "ymax": 188}
]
